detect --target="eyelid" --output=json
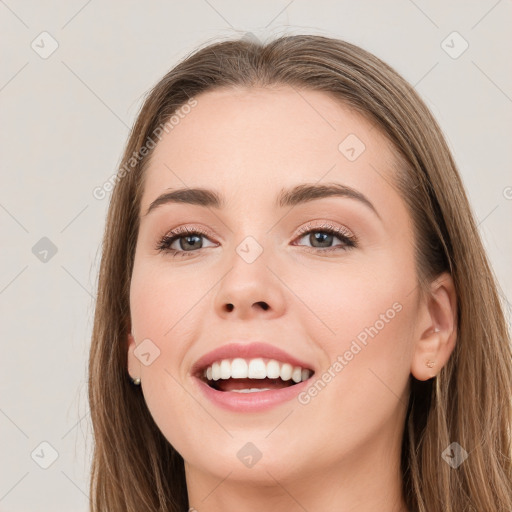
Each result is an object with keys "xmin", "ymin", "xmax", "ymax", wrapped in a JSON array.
[
  {"xmin": 161, "ymin": 221, "xmax": 355, "ymax": 243},
  {"xmin": 295, "ymin": 220, "xmax": 354, "ymax": 236},
  {"xmin": 161, "ymin": 223, "xmax": 219, "ymax": 240}
]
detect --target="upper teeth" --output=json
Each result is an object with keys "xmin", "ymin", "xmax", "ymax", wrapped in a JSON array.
[{"xmin": 202, "ymin": 358, "xmax": 312, "ymax": 384}]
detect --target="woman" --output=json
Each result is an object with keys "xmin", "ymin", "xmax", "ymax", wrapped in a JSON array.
[{"xmin": 88, "ymin": 34, "xmax": 512, "ymax": 511}]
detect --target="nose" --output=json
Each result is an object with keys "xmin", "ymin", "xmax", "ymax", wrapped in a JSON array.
[{"xmin": 214, "ymin": 246, "xmax": 286, "ymax": 321}]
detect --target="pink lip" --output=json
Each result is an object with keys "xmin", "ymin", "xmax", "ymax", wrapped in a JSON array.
[
  {"xmin": 190, "ymin": 341, "xmax": 314, "ymax": 377},
  {"xmin": 192, "ymin": 374, "xmax": 313, "ymax": 412}
]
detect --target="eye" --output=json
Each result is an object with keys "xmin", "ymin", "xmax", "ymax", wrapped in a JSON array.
[
  {"xmin": 155, "ymin": 226, "xmax": 217, "ymax": 257},
  {"xmin": 293, "ymin": 222, "xmax": 357, "ymax": 253},
  {"xmin": 155, "ymin": 222, "xmax": 357, "ymax": 258}
]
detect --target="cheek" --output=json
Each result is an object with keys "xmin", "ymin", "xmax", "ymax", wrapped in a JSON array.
[
  {"xmin": 129, "ymin": 262, "xmax": 201, "ymax": 449},
  {"xmin": 290, "ymin": 276, "xmax": 416, "ymax": 461},
  {"xmin": 295, "ymin": 251, "xmax": 415, "ymax": 352},
  {"xmin": 296, "ymin": 251, "xmax": 417, "ymax": 406},
  {"xmin": 129, "ymin": 258, "xmax": 204, "ymax": 337}
]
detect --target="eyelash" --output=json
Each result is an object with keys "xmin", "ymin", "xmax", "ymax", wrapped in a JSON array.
[{"xmin": 155, "ymin": 222, "xmax": 358, "ymax": 258}]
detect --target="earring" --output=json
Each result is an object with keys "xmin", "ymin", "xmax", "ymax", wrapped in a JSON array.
[
  {"xmin": 426, "ymin": 360, "xmax": 435, "ymax": 368},
  {"xmin": 131, "ymin": 377, "xmax": 141, "ymax": 386}
]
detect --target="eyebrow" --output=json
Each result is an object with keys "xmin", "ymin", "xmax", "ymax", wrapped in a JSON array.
[{"xmin": 144, "ymin": 182, "xmax": 380, "ymax": 219}]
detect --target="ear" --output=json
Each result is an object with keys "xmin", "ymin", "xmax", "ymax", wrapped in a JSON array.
[
  {"xmin": 127, "ymin": 332, "xmax": 140, "ymax": 381},
  {"xmin": 411, "ymin": 272, "xmax": 457, "ymax": 381}
]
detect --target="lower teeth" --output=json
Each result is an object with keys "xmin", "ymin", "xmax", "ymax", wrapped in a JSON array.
[{"xmin": 230, "ymin": 388, "xmax": 272, "ymax": 393}]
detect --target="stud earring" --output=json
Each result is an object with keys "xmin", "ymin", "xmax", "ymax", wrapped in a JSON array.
[
  {"xmin": 426, "ymin": 360, "xmax": 435, "ymax": 368},
  {"xmin": 131, "ymin": 377, "xmax": 141, "ymax": 386}
]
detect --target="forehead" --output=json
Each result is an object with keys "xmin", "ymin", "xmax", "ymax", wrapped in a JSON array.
[{"xmin": 140, "ymin": 86, "xmax": 399, "ymax": 214}]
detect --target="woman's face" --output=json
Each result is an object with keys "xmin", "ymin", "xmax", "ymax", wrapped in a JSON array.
[{"xmin": 128, "ymin": 86, "xmax": 427, "ymax": 488}]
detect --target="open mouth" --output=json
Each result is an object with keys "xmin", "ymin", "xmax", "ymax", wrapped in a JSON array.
[
  {"xmin": 204, "ymin": 376, "xmax": 299, "ymax": 393},
  {"xmin": 196, "ymin": 358, "xmax": 315, "ymax": 393}
]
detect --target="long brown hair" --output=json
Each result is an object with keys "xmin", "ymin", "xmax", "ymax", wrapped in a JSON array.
[{"xmin": 88, "ymin": 34, "xmax": 512, "ymax": 511}]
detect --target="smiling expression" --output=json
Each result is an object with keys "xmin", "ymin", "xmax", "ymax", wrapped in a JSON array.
[{"xmin": 127, "ymin": 85, "xmax": 422, "ymax": 483}]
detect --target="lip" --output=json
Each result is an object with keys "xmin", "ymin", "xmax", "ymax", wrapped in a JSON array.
[
  {"xmin": 190, "ymin": 341, "xmax": 315, "ymax": 377},
  {"xmin": 192, "ymin": 373, "xmax": 314, "ymax": 412}
]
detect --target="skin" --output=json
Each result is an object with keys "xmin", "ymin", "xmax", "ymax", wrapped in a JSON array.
[{"xmin": 127, "ymin": 86, "xmax": 457, "ymax": 512}]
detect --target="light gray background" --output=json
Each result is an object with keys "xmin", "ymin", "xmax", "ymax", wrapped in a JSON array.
[{"xmin": 1, "ymin": 1, "xmax": 511, "ymax": 510}]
